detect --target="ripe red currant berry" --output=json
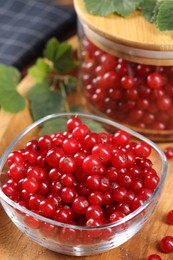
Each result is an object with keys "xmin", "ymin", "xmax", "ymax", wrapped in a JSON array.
[
  {"xmin": 60, "ymin": 186, "xmax": 77, "ymax": 203},
  {"xmin": 48, "ymin": 168, "xmax": 62, "ymax": 182},
  {"xmin": 36, "ymin": 179, "xmax": 50, "ymax": 196},
  {"xmin": 24, "ymin": 215, "xmax": 41, "ymax": 229},
  {"xmin": 112, "ymin": 130, "xmax": 130, "ymax": 146},
  {"xmin": 72, "ymin": 124, "xmax": 90, "ymax": 141},
  {"xmin": 46, "ymin": 148, "xmax": 65, "ymax": 168},
  {"xmin": 164, "ymin": 146, "xmax": 173, "ymax": 159},
  {"xmin": 54, "ymin": 207, "xmax": 74, "ymax": 223},
  {"xmin": 26, "ymin": 139, "xmax": 40, "ymax": 153},
  {"xmin": 62, "ymin": 137, "xmax": 79, "ymax": 154},
  {"xmin": 28, "ymin": 194, "xmax": 44, "ymax": 210},
  {"xmin": 134, "ymin": 142, "xmax": 151, "ymax": 158},
  {"xmin": 38, "ymin": 135, "xmax": 53, "ymax": 151},
  {"xmin": 86, "ymin": 205, "xmax": 104, "ymax": 220},
  {"xmin": 109, "ymin": 210, "xmax": 125, "ymax": 223},
  {"xmin": 22, "ymin": 177, "xmax": 39, "ymax": 193},
  {"xmin": 72, "ymin": 196, "xmax": 89, "ymax": 215},
  {"xmin": 40, "ymin": 222, "xmax": 57, "ymax": 238},
  {"xmin": 66, "ymin": 117, "xmax": 82, "ymax": 132},
  {"xmin": 105, "ymin": 167, "xmax": 118, "ymax": 182},
  {"xmin": 39, "ymin": 199, "xmax": 56, "ymax": 218},
  {"xmin": 2, "ymin": 180, "xmax": 18, "ymax": 200},
  {"xmin": 92, "ymin": 144, "xmax": 112, "ymax": 163},
  {"xmin": 131, "ymin": 195, "xmax": 145, "ymax": 211},
  {"xmin": 58, "ymin": 227, "xmax": 78, "ymax": 244},
  {"xmin": 113, "ymin": 187, "xmax": 127, "ymax": 202},
  {"xmin": 111, "ymin": 150, "xmax": 129, "ymax": 169},
  {"xmin": 83, "ymin": 133, "xmax": 98, "ymax": 149},
  {"xmin": 166, "ymin": 210, "xmax": 173, "ymax": 225},
  {"xmin": 86, "ymin": 174, "xmax": 100, "ymax": 190},
  {"xmin": 23, "ymin": 150, "xmax": 37, "ymax": 164},
  {"xmin": 159, "ymin": 236, "xmax": 173, "ymax": 253},
  {"xmin": 60, "ymin": 173, "xmax": 74, "ymax": 187},
  {"xmin": 147, "ymin": 72, "xmax": 166, "ymax": 89},
  {"xmin": 144, "ymin": 174, "xmax": 160, "ymax": 190},
  {"xmin": 8, "ymin": 163, "xmax": 27, "ymax": 180},
  {"xmin": 88, "ymin": 191, "xmax": 103, "ymax": 206},
  {"xmin": 101, "ymin": 71, "xmax": 120, "ymax": 89},
  {"xmin": 82, "ymin": 155, "xmax": 103, "ymax": 175},
  {"xmin": 121, "ymin": 75, "xmax": 134, "ymax": 89},
  {"xmin": 59, "ymin": 156, "xmax": 76, "ymax": 174},
  {"xmin": 100, "ymin": 53, "xmax": 117, "ymax": 71},
  {"xmin": 147, "ymin": 254, "xmax": 162, "ymax": 260},
  {"xmin": 27, "ymin": 166, "xmax": 47, "ymax": 180},
  {"xmin": 7, "ymin": 151, "xmax": 25, "ymax": 166}
]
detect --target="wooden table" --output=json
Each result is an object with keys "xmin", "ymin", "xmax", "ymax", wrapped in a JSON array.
[{"xmin": 0, "ymin": 38, "xmax": 173, "ymax": 260}]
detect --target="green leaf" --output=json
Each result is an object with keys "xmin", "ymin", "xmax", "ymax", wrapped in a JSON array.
[
  {"xmin": 156, "ymin": 0, "xmax": 173, "ymax": 31},
  {"xmin": 150, "ymin": 0, "xmax": 163, "ymax": 24},
  {"xmin": 44, "ymin": 38, "xmax": 59, "ymax": 62},
  {"xmin": 113, "ymin": 0, "xmax": 141, "ymax": 17},
  {"xmin": 28, "ymin": 58, "xmax": 51, "ymax": 83},
  {"xmin": 54, "ymin": 42, "xmax": 77, "ymax": 73},
  {"xmin": 83, "ymin": 119, "xmax": 105, "ymax": 132},
  {"xmin": 138, "ymin": 0, "xmax": 157, "ymax": 22},
  {"xmin": 84, "ymin": 0, "xmax": 140, "ymax": 17},
  {"xmin": 0, "ymin": 64, "xmax": 25, "ymax": 113},
  {"xmin": 70, "ymin": 105, "xmax": 84, "ymax": 112},
  {"xmin": 39, "ymin": 118, "xmax": 67, "ymax": 136},
  {"xmin": 63, "ymin": 76, "xmax": 78, "ymax": 94},
  {"xmin": 27, "ymin": 82, "xmax": 65, "ymax": 121},
  {"xmin": 84, "ymin": 0, "xmax": 116, "ymax": 16}
]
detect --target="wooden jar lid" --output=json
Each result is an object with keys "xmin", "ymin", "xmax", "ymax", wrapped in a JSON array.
[{"xmin": 74, "ymin": 0, "xmax": 173, "ymax": 65}]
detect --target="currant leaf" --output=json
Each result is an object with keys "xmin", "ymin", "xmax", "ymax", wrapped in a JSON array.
[
  {"xmin": 63, "ymin": 76, "xmax": 78, "ymax": 94},
  {"xmin": 28, "ymin": 58, "xmax": 51, "ymax": 83},
  {"xmin": 40, "ymin": 118, "xmax": 67, "ymax": 136},
  {"xmin": 54, "ymin": 42, "xmax": 77, "ymax": 73},
  {"xmin": 27, "ymin": 82, "xmax": 64, "ymax": 121},
  {"xmin": 44, "ymin": 37, "xmax": 58, "ymax": 62},
  {"xmin": 82, "ymin": 119, "xmax": 104, "ymax": 132},
  {"xmin": 83, "ymin": 0, "xmax": 116, "ymax": 16},
  {"xmin": 156, "ymin": 0, "xmax": 173, "ymax": 31},
  {"xmin": 138, "ymin": 0, "xmax": 157, "ymax": 22},
  {"xmin": 84, "ymin": 0, "xmax": 140, "ymax": 17},
  {"xmin": 0, "ymin": 64, "xmax": 25, "ymax": 113},
  {"xmin": 113, "ymin": 0, "xmax": 141, "ymax": 17}
]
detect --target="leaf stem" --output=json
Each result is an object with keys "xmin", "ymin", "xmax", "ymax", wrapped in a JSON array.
[{"xmin": 59, "ymin": 82, "xmax": 70, "ymax": 112}]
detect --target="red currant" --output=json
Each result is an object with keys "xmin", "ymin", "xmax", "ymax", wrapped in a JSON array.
[{"xmin": 159, "ymin": 236, "xmax": 173, "ymax": 253}]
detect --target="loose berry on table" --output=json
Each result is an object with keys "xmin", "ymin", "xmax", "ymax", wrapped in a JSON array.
[
  {"xmin": 159, "ymin": 236, "xmax": 173, "ymax": 253},
  {"xmin": 147, "ymin": 254, "xmax": 162, "ymax": 260},
  {"xmin": 166, "ymin": 210, "xmax": 173, "ymax": 225}
]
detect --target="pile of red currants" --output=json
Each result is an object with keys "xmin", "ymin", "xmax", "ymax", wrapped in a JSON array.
[
  {"xmin": 2, "ymin": 116, "xmax": 159, "ymax": 227},
  {"xmin": 81, "ymin": 37, "xmax": 173, "ymax": 132}
]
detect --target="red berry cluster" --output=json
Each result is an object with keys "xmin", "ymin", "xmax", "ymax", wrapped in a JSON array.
[
  {"xmin": 2, "ymin": 116, "xmax": 159, "ymax": 223},
  {"xmin": 2, "ymin": 116, "xmax": 160, "ymax": 243},
  {"xmin": 81, "ymin": 37, "xmax": 173, "ymax": 131}
]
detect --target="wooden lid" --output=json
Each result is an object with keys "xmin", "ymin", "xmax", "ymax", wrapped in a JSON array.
[{"xmin": 74, "ymin": 0, "xmax": 173, "ymax": 52}]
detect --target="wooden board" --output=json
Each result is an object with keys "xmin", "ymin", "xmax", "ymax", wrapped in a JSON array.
[{"xmin": 0, "ymin": 36, "xmax": 173, "ymax": 260}]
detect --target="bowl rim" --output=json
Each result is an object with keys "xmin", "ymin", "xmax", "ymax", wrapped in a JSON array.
[{"xmin": 0, "ymin": 112, "xmax": 168, "ymax": 230}]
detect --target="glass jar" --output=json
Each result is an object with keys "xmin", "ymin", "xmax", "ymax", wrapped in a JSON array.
[{"xmin": 74, "ymin": 0, "xmax": 173, "ymax": 142}]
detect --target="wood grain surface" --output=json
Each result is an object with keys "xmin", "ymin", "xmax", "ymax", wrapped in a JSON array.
[
  {"xmin": 0, "ymin": 5, "xmax": 173, "ymax": 259},
  {"xmin": 1, "ymin": 72, "xmax": 173, "ymax": 260},
  {"xmin": 73, "ymin": 0, "xmax": 173, "ymax": 52}
]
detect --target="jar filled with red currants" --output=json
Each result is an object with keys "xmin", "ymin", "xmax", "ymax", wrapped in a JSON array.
[{"xmin": 74, "ymin": 0, "xmax": 173, "ymax": 142}]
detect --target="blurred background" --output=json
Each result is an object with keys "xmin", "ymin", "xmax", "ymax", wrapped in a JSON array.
[{"xmin": 55, "ymin": 0, "xmax": 74, "ymax": 9}]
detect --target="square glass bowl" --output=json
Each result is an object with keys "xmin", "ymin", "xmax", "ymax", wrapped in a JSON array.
[{"xmin": 0, "ymin": 112, "xmax": 167, "ymax": 256}]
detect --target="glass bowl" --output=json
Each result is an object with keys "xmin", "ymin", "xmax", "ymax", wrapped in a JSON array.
[{"xmin": 0, "ymin": 112, "xmax": 167, "ymax": 256}]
